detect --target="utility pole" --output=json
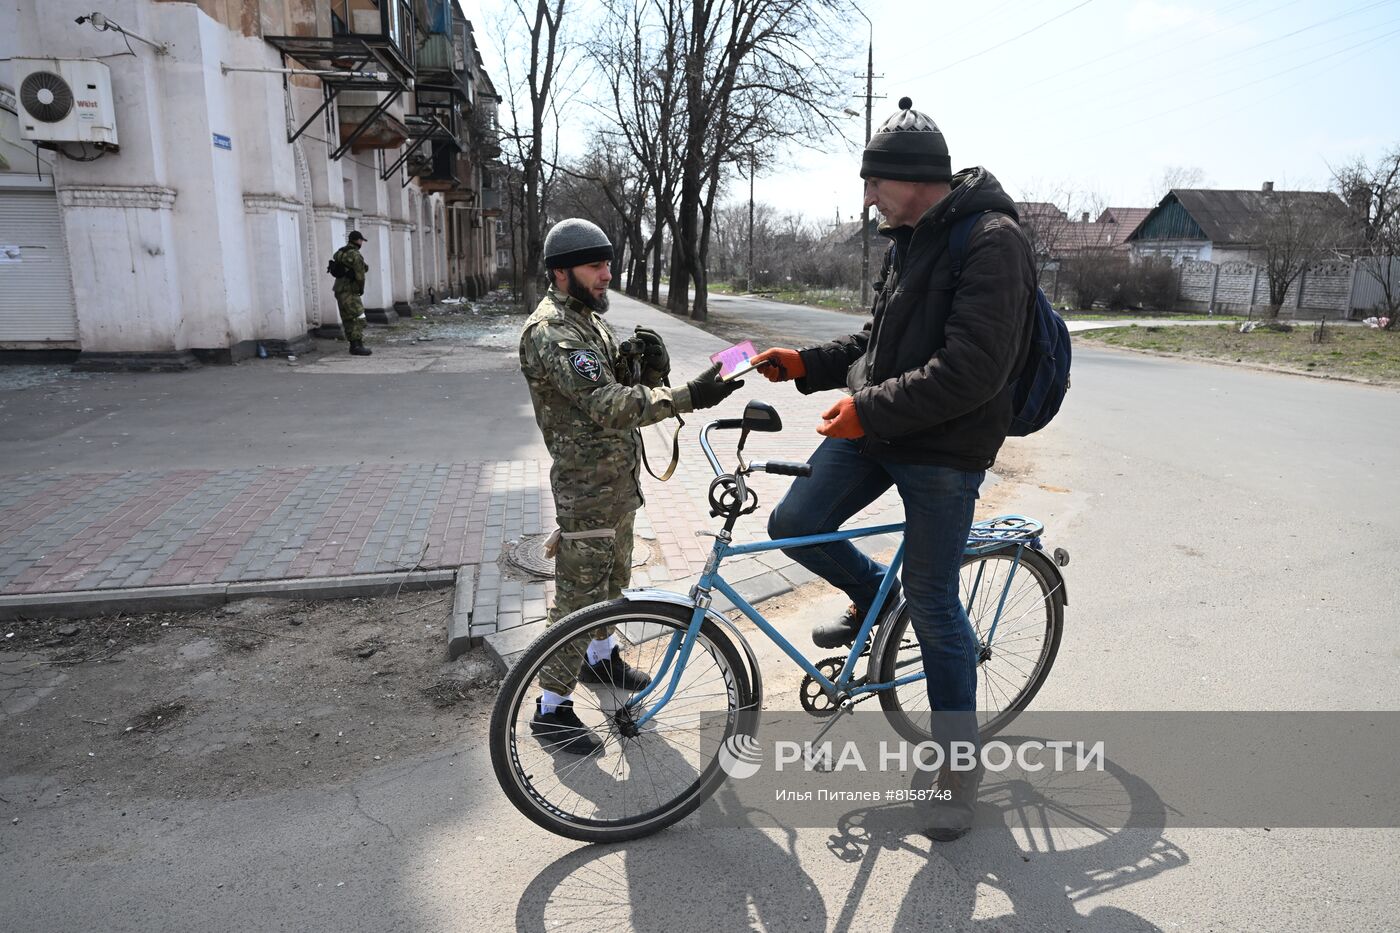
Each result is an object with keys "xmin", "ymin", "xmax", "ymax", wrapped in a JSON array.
[
  {"xmin": 852, "ymin": 6, "xmax": 878, "ymax": 308},
  {"xmin": 747, "ymin": 152, "xmax": 756, "ymax": 290}
]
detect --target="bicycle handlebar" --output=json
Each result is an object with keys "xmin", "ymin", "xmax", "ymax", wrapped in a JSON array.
[
  {"xmin": 700, "ymin": 417, "xmax": 813, "ymax": 482},
  {"xmin": 749, "ymin": 460, "xmax": 813, "ymax": 477}
]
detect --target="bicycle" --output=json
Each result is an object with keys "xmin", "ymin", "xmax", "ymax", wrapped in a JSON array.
[{"xmin": 489, "ymin": 400, "xmax": 1069, "ymax": 842}]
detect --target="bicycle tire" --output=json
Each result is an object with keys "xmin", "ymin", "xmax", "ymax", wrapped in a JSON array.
[
  {"xmin": 873, "ymin": 545, "xmax": 1064, "ymax": 742},
  {"xmin": 489, "ymin": 598, "xmax": 755, "ymax": 843}
]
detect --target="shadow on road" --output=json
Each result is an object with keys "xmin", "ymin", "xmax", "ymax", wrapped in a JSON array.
[{"xmin": 513, "ymin": 752, "xmax": 1185, "ymax": 931}]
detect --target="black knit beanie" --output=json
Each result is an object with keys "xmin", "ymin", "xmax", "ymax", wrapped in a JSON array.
[{"xmin": 860, "ymin": 96, "xmax": 951, "ymax": 183}]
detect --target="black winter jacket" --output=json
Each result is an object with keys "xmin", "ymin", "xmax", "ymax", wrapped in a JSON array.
[{"xmin": 796, "ymin": 167, "xmax": 1037, "ymax": 471}]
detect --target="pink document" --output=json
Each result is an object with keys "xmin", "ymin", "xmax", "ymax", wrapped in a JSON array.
[{"xmin": 709, "ymin": 340, "xmax": 759, "ymax": 380}]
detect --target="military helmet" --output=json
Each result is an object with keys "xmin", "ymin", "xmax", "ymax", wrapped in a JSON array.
[{"xmin": 544, "ymin": 218, "xmax": 614, "ymax": 270}]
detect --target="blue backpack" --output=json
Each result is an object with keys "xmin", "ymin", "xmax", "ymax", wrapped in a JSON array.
[{"xmin": 949, "ymin": 211, "xmax": 1071, "ymax": 436}]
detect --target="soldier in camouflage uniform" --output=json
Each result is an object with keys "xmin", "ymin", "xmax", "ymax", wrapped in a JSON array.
[
  {"xmin": 520, "ymin": 218, "xmax": 744, "ymax": 755},
  {"xmin": 333, "ymin": 231, "xmax": 373, "ymax": 356}
]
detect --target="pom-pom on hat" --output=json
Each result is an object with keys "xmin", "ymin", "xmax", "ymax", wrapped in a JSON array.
[{"xmin": 860, "ymin": 96, "xmax": 951, "ymax": 183}]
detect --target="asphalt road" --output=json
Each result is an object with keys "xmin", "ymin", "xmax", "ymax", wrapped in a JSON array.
[{"xmin": 4, "ymin": 294, "xmax": 1399, "ymax": 931}]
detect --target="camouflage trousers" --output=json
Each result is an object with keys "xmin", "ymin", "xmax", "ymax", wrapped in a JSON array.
[
  {"xmin": 538, "ymin": 510, "xmax": 635, "ymax": 696},
  {"xmin": 335, "ymin": 291, "xmax": 366, "ymax": 342}
]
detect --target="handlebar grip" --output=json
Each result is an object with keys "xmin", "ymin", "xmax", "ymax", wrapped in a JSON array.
[
  {"xmin": 711, "ymin": 418, "xmax": 744, "ymax": 430},
  {"xmin": 763, "ymin": 460, "xmax": 812, "ymax": 477}
]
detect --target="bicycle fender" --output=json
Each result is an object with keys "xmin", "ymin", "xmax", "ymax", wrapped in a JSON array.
[
  {"xmin": 866, "ymin": 592, "xmax": 909, "ymax": 674},
  {"xmin": 620, "ymin": 587, "xmax": 764, "ymax": 715}
]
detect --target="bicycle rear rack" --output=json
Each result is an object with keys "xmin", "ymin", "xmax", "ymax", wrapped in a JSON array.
[{"xmin": 966, "ymin": 514, "xmax": 1043, "ymax": 553}]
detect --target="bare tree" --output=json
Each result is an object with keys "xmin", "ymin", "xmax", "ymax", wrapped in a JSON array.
[
  {"xmin": 1249, "ymin": 191, "xmax": 1351, "ymax": 319},
  {"xmin": 552, "ymin": 141, "xmax": 648, "ymax": 291},
  {"xmin": 666, "ymin": 0, "xmax": 851, "ymax": 321},
  {"xmin": 1147, "ymin": 165, "xmax": 1209, "ymax": 202},
  {"xmin": 1333, "ymin": 145, "xmax": 1400, "ymax": 326},
  {"xmin": 591, "ymin": 0, "xmax": 686, "ymax": 304},
  {"xmin": 1015, "ymin": 185, "xmax": 1107, "ymax": 285},
  {"xmin": 493, "ymin": 0, "xmax": 570, "ymax": 310}
]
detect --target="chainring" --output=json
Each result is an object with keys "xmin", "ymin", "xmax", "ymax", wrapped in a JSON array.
[{"xmin": 799, "ymin": 655, "xmax": 853, "ymax": 717}]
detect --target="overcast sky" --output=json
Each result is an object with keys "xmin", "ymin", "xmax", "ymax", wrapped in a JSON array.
[{"xmin": 464, "ymin": 0, "xmax": 1400, "ymax": 222}]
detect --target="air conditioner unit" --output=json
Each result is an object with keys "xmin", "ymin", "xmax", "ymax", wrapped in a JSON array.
[{"xmin": 14, "ymin": 58, "xmax": 119, "ymax": 149}]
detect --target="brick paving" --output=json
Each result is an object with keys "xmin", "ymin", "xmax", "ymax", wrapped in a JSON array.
[{"xmin": 0, "ymin": 293, "xmax": 905, "ymax": 641}]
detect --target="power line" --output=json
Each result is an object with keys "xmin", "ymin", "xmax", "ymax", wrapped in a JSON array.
[
  {"xmin": 1022, "ymin": 0, "xmax": 1291, "ymax": 92},
  {"xmin": 898, "ymin": 0, "xmax": 1097, "ymax": 83},
  {"xmin": 1084, "ymin": 9, "xmax": 1400, "ymax": 123},
  {"xmin": 877, "ymin": 0, "xmax": 1031, "ymax": 72},
  {"xmin": 1087, "ymin": 23, "xmax": 1400, "ymax": 141}
]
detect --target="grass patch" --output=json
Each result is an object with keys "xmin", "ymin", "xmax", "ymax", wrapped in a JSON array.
[
  {"xmin": 1078, "ymin": 323, "xmax": 1400, "ymax": 383},
  {"xmin": 1059, "ymin": 311, "xmax": 1247, "ymax": 322}
]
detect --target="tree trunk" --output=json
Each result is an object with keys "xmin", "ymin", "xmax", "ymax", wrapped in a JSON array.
[{"xmin": 650, "ymin": 235, "xmax": 663, "ymax": 304}]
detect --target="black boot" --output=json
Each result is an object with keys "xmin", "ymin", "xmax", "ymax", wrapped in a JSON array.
[
  {"xmin": 579, "ymin": 645, "xmax": 652, "ymax": 691},
  {"xmin": 349, "ymin": 341, "xmax": 372, "ymax": 356},
  {"xmin": 529, "ymin": 698, "xmax": 603, "ymax": 756}
]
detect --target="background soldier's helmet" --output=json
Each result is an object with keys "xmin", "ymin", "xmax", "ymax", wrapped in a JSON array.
[{"xmin": 544, "ymin": 218, "xmax": 615, "ymax": 270}]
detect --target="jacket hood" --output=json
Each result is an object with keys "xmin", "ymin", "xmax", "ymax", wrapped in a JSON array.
[{"xmin": 925, "ymin": 166, "xmax": 1020, "ymax": 228}]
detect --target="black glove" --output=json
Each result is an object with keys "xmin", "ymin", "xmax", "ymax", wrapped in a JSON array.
[
  {"xmin": 687, "ymin": 362, "xmax": 744, "ymax": 410},
  {"xmin": 633, "ymin": 326, "xmax": 670, "ymax": 384}
]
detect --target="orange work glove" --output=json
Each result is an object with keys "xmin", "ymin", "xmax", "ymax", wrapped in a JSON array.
[
  {"xmin": 817, "ymin": 396, "xmax": 865, "ymax": 439},
  {"xmin": 751, "ymin": 347, "xmax": 805, "ymax": 382}
]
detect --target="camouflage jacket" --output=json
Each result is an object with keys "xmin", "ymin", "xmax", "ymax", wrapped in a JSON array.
[
  {"xmin": 520, "ymin": 287, "xmax": 694, "ymax": 520},
  {"xmin": 333, "ymin": 245, "xmax": 367, "ymax": 296}
]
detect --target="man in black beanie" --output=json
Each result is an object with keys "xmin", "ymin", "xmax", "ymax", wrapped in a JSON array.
[{"xmin": 753, "ymin": 98, "xmax": 1039, "ymax": 840}]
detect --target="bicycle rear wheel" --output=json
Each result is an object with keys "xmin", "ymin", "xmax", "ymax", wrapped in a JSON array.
[
  {"xmin": 874, "ymin": 545, "xmax": 1064, "ymax": 742},
  {"xmin": 489, "ymin": 598, "xmax": 754, "ymax": 843}
]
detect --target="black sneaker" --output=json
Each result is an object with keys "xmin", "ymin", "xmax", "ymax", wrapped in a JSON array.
[
  {"xmin": 811, "ymin": 582, "xmax": 901, "ymax": 649},
  {"xmin": 529, "ymin": 698, "xmax": 603, "ymax": 756},
  {"xmin": 349, "ymin": 341, "xmax": 373, "ymax": 356},
  {"xmin": 579, "ymin": 646, "xmax": 652, "ymax": 691}
]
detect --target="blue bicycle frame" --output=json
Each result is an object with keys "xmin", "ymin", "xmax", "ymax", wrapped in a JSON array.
[{"xmin": 626, "ymin": 517, "xmax": 1040, "ymax": 729}]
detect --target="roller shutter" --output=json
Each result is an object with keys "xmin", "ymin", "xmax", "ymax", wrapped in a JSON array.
[{"xmin": 0, "ymin": 187, "xmax": 78, "ymax": 342}]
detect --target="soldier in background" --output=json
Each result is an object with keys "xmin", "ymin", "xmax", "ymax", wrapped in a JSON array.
[
  {"xmin": 519, "ymin": 218, "xmax": 742, "ymax": 755},
  {"xmin": 333, "ymin": 230, "xmax": 373, "ymax": 356}
]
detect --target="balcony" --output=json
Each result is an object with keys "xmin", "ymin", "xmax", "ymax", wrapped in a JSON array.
[
  {"xmin": 264, "ymin": 0, "xmax": 421, "ymax": 159},
  {"xmin": 330, "ymin": 0, "xmax": 416, "ymax": 74},
  {"xmin": 481, "ymin": 186, "xmax": 502, "ymax": 215}
]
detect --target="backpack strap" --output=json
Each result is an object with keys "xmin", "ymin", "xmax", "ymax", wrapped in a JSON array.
[{"xmin": 948, "ymin": 210, "xmax": 990, "ymax": 279}]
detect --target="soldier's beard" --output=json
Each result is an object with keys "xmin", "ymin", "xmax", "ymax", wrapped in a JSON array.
[{"xmin": 566, "ymin": 269, "xmax": 610, "ymax": 313}]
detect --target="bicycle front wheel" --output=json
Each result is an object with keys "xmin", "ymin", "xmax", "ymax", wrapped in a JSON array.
[
  {"xmin": 489, "ymin": 598, "xmax": 754, "ymax": 843},
  {"xmin": 875, "ymin": 545, "xmax": 1064, "ymax": 742}
]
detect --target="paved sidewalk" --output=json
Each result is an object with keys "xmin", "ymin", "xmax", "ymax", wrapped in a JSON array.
[{"xmin": 0, "ymin": 294, "xmax": 905, "ymax": 658}]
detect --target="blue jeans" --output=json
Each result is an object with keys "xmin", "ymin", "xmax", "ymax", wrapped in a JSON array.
[{"xmin": 768, "ymin": 438, "xmax": 984, "ymax": 728}]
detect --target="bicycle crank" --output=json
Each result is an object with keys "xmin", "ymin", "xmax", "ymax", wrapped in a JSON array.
[{"xmin": 799, "ymin": 656, "xmax": 866, "ymax": 717}]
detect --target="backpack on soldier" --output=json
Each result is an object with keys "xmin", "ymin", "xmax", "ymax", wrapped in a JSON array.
[
  {"xmin": 948, "ymin": 211, "xmax": 1071, "ymax": 437},
  {"xmin": 326, "ymin": 255, "xmax": 351, "ymax": 279}
]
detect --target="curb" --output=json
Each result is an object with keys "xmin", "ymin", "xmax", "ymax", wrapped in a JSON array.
[
  {"xmin": 447, "ymin": 565, "xmax": 478, "ymax": 660},
  {"xmin": 0, "ymin": 569, "xmax": 458, "ymax": 621}
]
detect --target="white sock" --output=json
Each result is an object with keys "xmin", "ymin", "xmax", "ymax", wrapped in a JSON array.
[
  {"xmin": 586, "ymin": 635, "xmax": 617, "ymax": 666},
  {"xmin": 540, "ymin": 689, "xmax": 571, "ymax": 715}
]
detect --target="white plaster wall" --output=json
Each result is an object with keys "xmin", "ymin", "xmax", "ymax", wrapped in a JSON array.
[
  {"xmin": 389, "ymin": 222, "xmax": 411, "ymax": 307},
  {"xmin": 293, "ymin": 83, "xmax": 349, "ymax": 327},
  {"xmin": 351, "ymin": 157, "xmax": 392, "ymax": 311},
  {"xmin": 16, "ymin": 0, "xmax": 186, "ymax": 351},
  {"xmin": 228, "ymin": 34, "xmax": 306, "ymax": 343},
  {"xmin": 409, "ymin": 188, "xmax": 425, "ymax": 300}
]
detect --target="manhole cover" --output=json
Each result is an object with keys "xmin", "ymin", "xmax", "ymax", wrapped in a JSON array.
[{"xmin": 505, "ymin": 534, "xmax": 653, "ymax": 578}]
